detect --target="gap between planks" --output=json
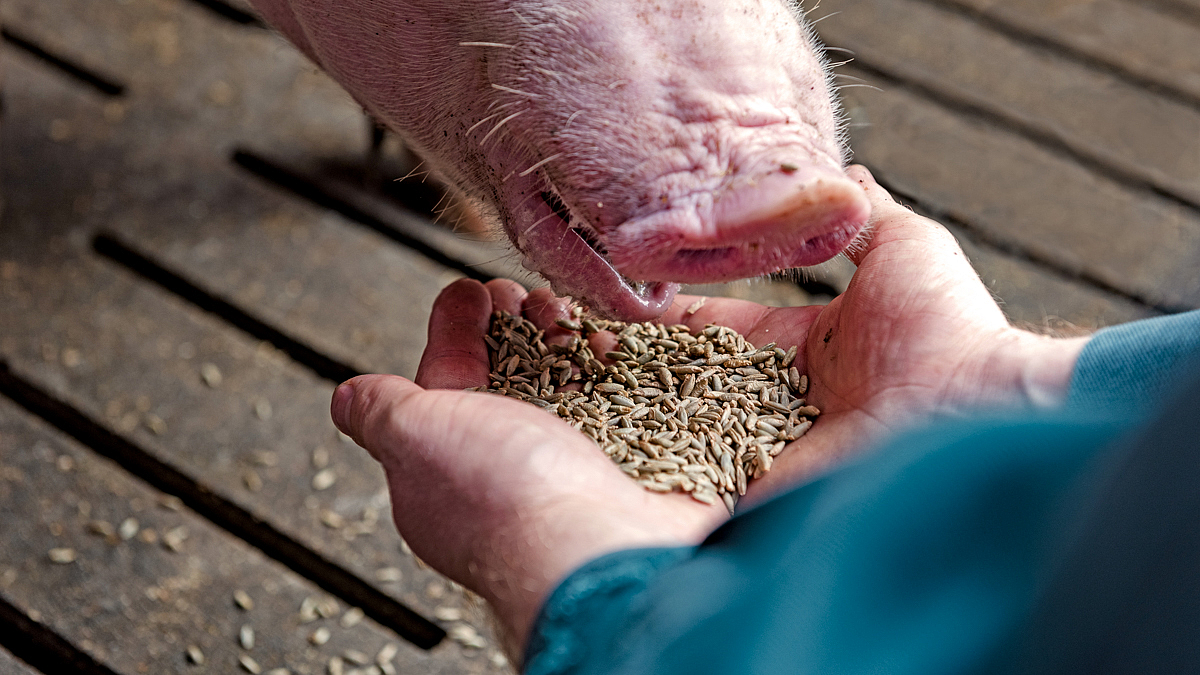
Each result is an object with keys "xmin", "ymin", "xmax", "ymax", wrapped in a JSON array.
[
  {"xmin": 232, "ymin": 149, "xmax": 500, "ymax": 285},
  {"xmin": 904, "ymin": 0, "xmax": 1200, "ymax": 110},
  {"xmin": 838, "ymin": 61, "xmax": 1200, "ymax": 215},
  {"xmin": 181, "ymin": 0, "xmax": 266, "ymax": 27},
  {"xmin": 92, "ymin": 233, "xmax": 363, "ymax": 384},
  {"xmin": 0, "ymin": 27, "xmax": 125, "ymax": 97},
  {"xmin": 0, "ymin": 593, "xmax": 123, "ymax": 675},
  {"xmin": 0, "ymin": 361, "xmax": 446, "ymax": 651}
]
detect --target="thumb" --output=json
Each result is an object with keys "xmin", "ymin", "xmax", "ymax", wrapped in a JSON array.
[
  {"xmin": 843, "ymin": 164, "xmax": 966, "ymax": 268},
  {"xmin": 331, "ymin": 374, "xmax": 422, "ymax": 462}
]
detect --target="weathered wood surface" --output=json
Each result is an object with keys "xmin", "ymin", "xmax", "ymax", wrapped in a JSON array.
[
  {"xmin": 2, "ymin": 0, "xmax": 1196, "ymax": 671},
  {"xmin": 0, "ymin": 398, "xmax": 475, "ymax": 675},
  {"xmin": 1160, "ymin": 0, "xmax": 1200, "ymax": 18},
  {"xmin": 931, "ymin": 0, "xmax": 1200, "ymax": 103},
  {"xmin": 2, "ymin": 154, "xmax": 506, "ymax": 675},
  {"xmin": 942, "ymin": 223, "xmax": 1156, "ymax": 331},
  {"xmin": 816, "ymin": 0, "xmax": 1200, "ymax": 206},
  {"xmin": 1, "ymin": 0, "xmax": 460, "ymax": 380},
  {"xmin": 4, "ymin": 30, "xmax": 442, "ymax": 613}
]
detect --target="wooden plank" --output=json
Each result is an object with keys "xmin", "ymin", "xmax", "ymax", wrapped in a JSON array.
[
  {"xmin": 1140, "ymin": 0, "xmax": 1200, "ymax": 22},
  {"xmin": 814, "ymin": 0, "xmax": 1200, "ymax": 206},
  {"xmin": 0, "ymin": 398, "xmax": 491, "ymax": 675},
  {"xmin": 930, "ymin": 0, "xmax": 1200, "ymax": 103},
  {"xmin": 105, "ymin": 185, "xmax": 465, "ymax": 381},
  {"xmin": 1156, "ymin": 0, "xmax": 1200, "ymax": 11},
  {"xmin": 942, "ymin": 224, "xmax": 1157, "ymax": 330},
  {"xmin": 839, "ymin": 68, "xmax": 1200, "ymax": 312}
]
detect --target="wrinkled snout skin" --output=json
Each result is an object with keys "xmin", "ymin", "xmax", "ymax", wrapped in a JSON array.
[{"xmin": 251, "ymin": 0, "xmax": 870, "ymax": 320}]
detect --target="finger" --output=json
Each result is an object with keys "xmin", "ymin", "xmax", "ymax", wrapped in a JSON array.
[
  {"xmin": 521, "ymin": 288, "xmax": 578, "ymax": 347},
  {"xmin": 659, "ymin": 292, "xmax": 773, "ymax": 336},
  {"xmin": 331, "ymin": 373, "xmax": 422, "ymax": 463},
  {"xmin": 486, "ymin": 278, "xmax": 527, "ymax": 316},
  {"xmin": 415, "ymin": 278, "xmax": 493, "ymax": 390},
  {"xmin": 844, "ymin": 165, "xmax": 962, "ymax": 267},
  {"xmin": 845, "ymin": 164, "xmax": 897, "ymax": 207}
]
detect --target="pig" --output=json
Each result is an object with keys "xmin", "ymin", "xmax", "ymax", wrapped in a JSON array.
[{"xmin": 248, "ymin": 0, "xmax": 871, "ymax": 320}]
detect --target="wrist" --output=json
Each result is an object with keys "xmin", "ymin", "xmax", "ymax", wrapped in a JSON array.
[
  {"xmin": 973, "ymin": 327, "xmax": 1091, "ymax": 411},
  {"xmin": 474, "ymin": 493, "xmax": 720, "ymax": 659}
]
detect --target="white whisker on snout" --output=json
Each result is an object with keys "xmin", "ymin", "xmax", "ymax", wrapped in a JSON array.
[
  {"xmin": 479, "ymin": 110, "xmax": 525, "ymax": 145},
  {"xmin": 834, "ymin": 83, "xmax": 883, "ymax": 93},
  {"xmin": 458, "ymin": 41, "xmax": 516, "ymax": 49},
  {"xmin": 466, "ymin": 113, "xmax": 501, "ymax": 135},
  {"xmin": 507, "ymin": 7, "xmax": 534, "ymax": 28},
  {"xmin": 522, "ymin": 212, "xmax": 562, "ymax": 237},
  {"xmin": 518, "ymin": 153, "xmax": 563, "ymax": 178},
  {"xmin": 491, "ymin": 83, "xmax": 542, "ymax": 98},
  {"xmin": 394, "ymin": 160, "xmax": 427, "ymax": 183}
]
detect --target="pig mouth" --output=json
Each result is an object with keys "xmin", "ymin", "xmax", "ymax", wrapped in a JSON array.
[
  {"xmin": 602, "ymin": 170, "xmax": 873, "ymax": 284},
  {"xmin": 506, "ymin": 167, "xmax": 869, "ymax": 321},
  {"xmin": 506, "ymin": 183, "xmax": 679, "ymax": 322}
]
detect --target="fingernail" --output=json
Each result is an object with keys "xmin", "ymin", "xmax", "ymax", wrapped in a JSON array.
[{"xmin": 331, "ymin": 382, "xmax": 354, "ymax": 433}]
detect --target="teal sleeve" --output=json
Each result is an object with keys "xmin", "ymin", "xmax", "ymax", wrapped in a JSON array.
[
  {"xmin": 1067, "ymin": 310, "xmax": 1200, "ymax": 411},
  {"xmin": 524, "ymin": 311, "xmax": 1200, "ymax": 675},
  {"xmin": 523, "ymin": 548, "xmax": 692, "ymax": 674}
]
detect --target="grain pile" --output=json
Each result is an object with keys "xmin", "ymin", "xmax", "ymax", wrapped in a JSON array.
[{"xmin": 475, "ymin": 309, "xmax": 820, "ymax": 513}]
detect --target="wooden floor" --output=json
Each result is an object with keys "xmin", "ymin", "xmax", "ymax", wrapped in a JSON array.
[{"xmin": 1, "ymin": 0, "xmax": 1196, "ymax": 672}]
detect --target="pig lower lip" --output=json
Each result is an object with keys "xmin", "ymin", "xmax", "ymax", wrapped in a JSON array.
[
  {"xmin": 527, "ymin": 225, "xmax": 680, "ymax": 321},
  {"xmin": 507, "ymin": 175, "xmax": 679, "ymax": 321}
]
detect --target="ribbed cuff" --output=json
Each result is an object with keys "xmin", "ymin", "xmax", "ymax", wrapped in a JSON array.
[
  {"xmin": 1067, "ymin": 310, "xmax": 1200, "ymax": 412},
  {"xmin": 523, "ymin": 546, "xmax": 692, "ymax": 675}
]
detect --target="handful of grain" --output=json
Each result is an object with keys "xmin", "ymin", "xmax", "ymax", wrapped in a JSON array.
[{"xmin": 473, "ymin": 309, "xmax": 819, "ymax": 514}]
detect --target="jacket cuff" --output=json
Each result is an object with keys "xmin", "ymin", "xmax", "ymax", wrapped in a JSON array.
[
  {"xmin": 1068, "ymin": 310, "xmax": 1200, "ymax": 412},
  {"xmin": 523, "ymin": 547, "xmax": 692, "ymax": 675}
]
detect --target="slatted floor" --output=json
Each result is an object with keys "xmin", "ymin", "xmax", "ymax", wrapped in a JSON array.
[{"xmin": 1, "ymin": 0, "xmax": 1196, "ymax": 672}]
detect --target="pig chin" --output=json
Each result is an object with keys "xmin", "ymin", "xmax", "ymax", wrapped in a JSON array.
[{"xmin": 504, "ymin": 173, "xmax": 681, "ymax": 322}]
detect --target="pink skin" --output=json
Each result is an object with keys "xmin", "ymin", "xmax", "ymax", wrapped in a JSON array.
[{"xmin": 249, "ymin": 0, "xmax": 870, "ymax": 320}]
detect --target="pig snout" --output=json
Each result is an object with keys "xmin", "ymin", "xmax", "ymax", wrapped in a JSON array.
[{"xmin": 249, "ymin": 0, "xmax": 870, "ymax": 320}]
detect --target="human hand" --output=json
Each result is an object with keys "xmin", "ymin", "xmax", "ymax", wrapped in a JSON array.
[
  {"xmin": 330, "ymin": 281, "xmax": 728, "ymax": 658},
  {"xmin": 652, "ymin": 165, "xmax": 1091, "ymax": 496},
  {"xmin": 330, "ymin": 165, "xmax": 1089, "ymax": 652}
]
